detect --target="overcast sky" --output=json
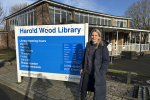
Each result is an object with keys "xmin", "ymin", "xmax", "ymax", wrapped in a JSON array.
[{"xmin": 2, "ymin": 0, "xmax": 140, "ymax": 17}]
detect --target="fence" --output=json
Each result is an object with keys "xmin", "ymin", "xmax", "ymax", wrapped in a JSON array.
[{"xmin": 107, "ymin": 44, "xmax": 149, "ymax": 55}]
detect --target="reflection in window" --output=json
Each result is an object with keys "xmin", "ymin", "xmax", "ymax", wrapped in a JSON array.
[
  {"xmin": 80, "ymin": 14, "xmax": 84, "ymax": 23},
  {"xmin": 31, "ymin": 12, "xmax": 33, "ymax": 25},
  {"xmin": 75, "ymin": 12, "xmax": 79, "ymax": 23},
  {"xmin": 67, "ymin": 11, "xmax": 71, "ymax": 21},
  {"xmin": 61, "ymin": 10, "xmax": 66, "ymax": 23},
  {"xmin": 97, "ymin": 17, "xmax": 100, "ymax": 25},
  {"xmin": 28, "ymin": 13, "xmax": 30, "ymax": 26},
  {"xmin": 101, "ymin": 19, "xmax": 104, "ymax": 25},
  {"xmin": 49, "ymin": 8, "xmax": 54, "ymax": 24},
  {"xmin": 89, "ymin": 15, "xmax": 92, "ymax": 24},
  {"xmin": 9, "ymin": 8, "xmax": 36, "ymax": 31},
  {"xmin": 25, "ymin": 14, "xmax": 27, "ymax": 26},
  {"xmin": 108, "ymin": 20, "xmax": 111, "ymax": 26},
  {"xmin": 120, "ymin": 21, "xmax": 123, "ymax": 27},
  {"xmin": 55, "ymin": 10, "xmax": 60, "ymax": 24},
  {"xmin": 93, "ymin": 16, "xmax": 96, "ymax": 24},
  {"xmin": 85, "ymin": 15, "xmax": 88, "ymax": 23},
  {"xmin": 105, "ymin": 19, "xmax": 107, "ymax": 25}
]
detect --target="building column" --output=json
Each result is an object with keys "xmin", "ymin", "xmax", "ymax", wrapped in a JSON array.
[
  {"xmin": 127, "ymin": 19, "xmax": 130, "ymax": 28},
  {"xmin": 129, "ymin": 32, "xmax": 131, "ymax": 51},
  {"xmin": 116, "ymin": 31, "xmax": 118, "ymax": 55},
  {"xmin": 111, "ymin": 18, "xmax": 114, "ymax": 26},
  {"xmin": 72, "ymin": 10, "xmax": 75, "ymax": 22}
]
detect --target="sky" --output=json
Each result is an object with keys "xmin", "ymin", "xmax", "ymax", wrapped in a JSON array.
[{"xmin": 1, "ymin": 0, "xmax": 140, "ymax": 17}]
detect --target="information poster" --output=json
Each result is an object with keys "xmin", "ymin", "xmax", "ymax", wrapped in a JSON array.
[{"xmin": 15, "ymin": 24, "xmax": 88, "ymax": 82}]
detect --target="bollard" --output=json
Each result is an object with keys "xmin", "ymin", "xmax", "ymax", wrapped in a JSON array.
[{"xmin": 127, "ymin": 72, "xmax": 131, "ymax": 84}]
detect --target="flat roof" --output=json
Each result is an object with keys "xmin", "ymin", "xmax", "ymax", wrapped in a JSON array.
[
  {"xmin": 5, "ymin": 0, "xmax": 131, "ymax": 20},
  {"xmin": 89, "ymin": 25, "xmax": 150, "ymax": 33}
]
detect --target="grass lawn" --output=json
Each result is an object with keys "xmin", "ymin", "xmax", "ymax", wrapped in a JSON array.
[
  {"xmin": 107, "ymin": 54, "xmax": 150, "ymax": 82},
  {"xmin": 0, "ymin": 49, "xmax": 16, "ymax": 61}
]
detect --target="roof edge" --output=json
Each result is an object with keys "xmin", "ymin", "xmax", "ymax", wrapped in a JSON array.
[{"xmin": 5, "ymin": 0, "xmax": 131, "ymax": 20}]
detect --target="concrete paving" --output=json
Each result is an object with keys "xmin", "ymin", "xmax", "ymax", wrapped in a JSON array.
[{"xmin": 0, "ymin": 61, "xmax": 139, "ymax": 100}]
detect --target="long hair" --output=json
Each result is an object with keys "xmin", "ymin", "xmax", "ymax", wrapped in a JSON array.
[{"xmin": 90, "ymin": 28, "xmax": 103, "ymax": 49}]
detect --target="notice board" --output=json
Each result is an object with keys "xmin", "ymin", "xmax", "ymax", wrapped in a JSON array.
[{"xmin": 15, "ymin": 24, "xmax": 88, "ymax": 82}]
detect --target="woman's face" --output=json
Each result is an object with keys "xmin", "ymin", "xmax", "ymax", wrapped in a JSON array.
[{"xmin": 91, "ymin": 32, "xmax": 100, "ymax": 43}]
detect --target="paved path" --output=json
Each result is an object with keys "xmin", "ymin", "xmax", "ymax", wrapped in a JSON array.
[{"xmin": 0, "ymin": 61, "xmax": 139, "ymax": 100}]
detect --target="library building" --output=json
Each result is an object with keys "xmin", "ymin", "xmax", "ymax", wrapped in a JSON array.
[{"xmin": 1, "ymin": 0, "xmax": 150, "ymax": 55}]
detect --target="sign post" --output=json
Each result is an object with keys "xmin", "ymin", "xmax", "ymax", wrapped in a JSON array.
[{"xmin": 15, "ymin": 24, "xmax": 88, "ymax": 83}]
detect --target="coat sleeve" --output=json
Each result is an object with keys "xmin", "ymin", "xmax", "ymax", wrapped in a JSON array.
[{"xmin": 99, "ymin": 45, "xmax": 110, "ymax": 75}]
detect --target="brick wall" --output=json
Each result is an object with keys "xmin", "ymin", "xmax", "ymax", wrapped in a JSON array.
[
  {"xmin": 0, "ymin": 32, "xmax": 8, "ymax": 49},
  {"xmin": 36, "ymin": 2, "xmax": 49, "ymax": 25}
]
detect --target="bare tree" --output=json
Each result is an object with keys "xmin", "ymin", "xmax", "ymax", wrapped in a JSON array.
[
  {"xmin": 9, "ymin": 3, "xmax": 28, "ymax": 15},
  {"xmin": 124, "ymin": 0, "xmax": 150, "ymax": 30},
  {"xmin": 124, "ymin": 0, "xmax": 150, "ymax": 43},
  {"xmin": 0, "ymin": 2, "xmax": 6, "ymax": 25}
]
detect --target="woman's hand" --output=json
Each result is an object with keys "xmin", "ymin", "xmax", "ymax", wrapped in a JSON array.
[{"xmin": 80, "ymin": 69, "xmax": 83, "ymax": 74}]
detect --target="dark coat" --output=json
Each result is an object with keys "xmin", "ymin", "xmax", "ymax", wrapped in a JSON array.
[{"xmin": 79, "ymin": 40, "xmax": 110, "ymax": 100}]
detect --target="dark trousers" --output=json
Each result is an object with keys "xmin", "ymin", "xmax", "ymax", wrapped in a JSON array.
[{"xmin": 81, "ymin": 71, "xmax": 95, "ymax": 100}]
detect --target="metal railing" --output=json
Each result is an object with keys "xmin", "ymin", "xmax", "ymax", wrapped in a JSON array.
[{"xmin": 107, "ymin": 44, "xmax": 149, "ymax": 55}]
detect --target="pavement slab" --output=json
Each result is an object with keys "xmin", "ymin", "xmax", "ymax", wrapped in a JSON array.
[{"xmin": 0, "ymin": 61, "xmax": 139, "ymax": 100}]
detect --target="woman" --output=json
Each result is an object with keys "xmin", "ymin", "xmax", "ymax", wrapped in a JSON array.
[{"xmin": 79, "ymin": 28, "xmax": 110, "ymax": 100}]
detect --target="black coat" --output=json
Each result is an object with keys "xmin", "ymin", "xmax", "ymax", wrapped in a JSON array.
[{"xmin": 79, "ymin": 40, "xmax": 110, "ymax": 100}]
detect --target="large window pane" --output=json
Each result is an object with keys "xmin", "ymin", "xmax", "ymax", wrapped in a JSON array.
[
  {"xmin": 89, "ymin": 16, "xmax": 92, "ymax": 24},
  {"xmin": 80, "ymin": 14, "xmax": 84, "ymax": 23},
  {"xmin": 105, "ymin": 19, "xmax": 107, "ymax": 25},
  {"xmin": 61, "ymin": 10, "xmax": 66, "ymax": 23},
  {"xmin": 49, "ymin": 8, "xmax": 54, "ymax": 24},
  {"xmin": 117, "ymin": 21, "xmax": 120, "ymax": 27},
  {"xmin": 108, "ymin": 20, "xmax": 111, "ymax": 26},
  {"xmin": 85, "ymin": 16, "xmax": 88, "ymax": 23},
  {"xmin": 75, "ymin": 14, "xmax": 79, "ymax": 22},
  {"xmin": 67, "ymin": 11, "xmax": 71, "ymax": 21},
  {"xmin": 28, "ymin": 13, "xmax": 31, "ymax": 25},
  {"xmin": 31, "ymin": 12, "xmax": 33, "ymax": 25},
  {"xmin": 101, "ymin": 19, "xmax": 104, "ymax": 25},
  {"xmin": 55, "ymin": 10, "xmax": 60, "ymax": 24},
  {"xmin": 120, "ymin": 21, "xmax": 123, "ymax": 27},
  {"xmin": 97, "ymin": 17, "xmax": 100, "ymax": 25},
  {"xmin": 123, "ymin": 20, "xmax": 127, "ymax": 27},
  {"xmin": 25, "ymin": 14, "xmax": 27, "ymax": 26},
  {"xmin": 93, "ymin": 16, "xmax": 96, "ymax": 24}
]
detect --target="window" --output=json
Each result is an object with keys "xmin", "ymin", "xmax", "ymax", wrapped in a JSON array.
[
  {"xmin": 97, "ymin": 16, "xmax": 100, "ymax": 25},
  {"xmin": 49, "ymin": 7, "xmax": 54, "ymax": 24},
  {"xmin": 9, "ymin": 8, "xmax": 36, "ymax": 31},
  {"xmin": 67, "ymin": 11, "xmax": 71, "ymax": 21},
  {"xmin": 31, "ymin": 12, "xmax": 33, "ymax": 25},
  {"xmin": 84, "ymin": 14, "xmax": 88, "ymax": 23},
  {"xmin": 101, "ymin": 17, "xmax": 104, "ymax": 25},
  {"xmin": 93, "ymin": 15, "xmax": 97, "ymax": 24},
  {"xmin": 80, "ymin": 13, "xmax": 84, "ymax": 23},
  {"xmin": 28, "ymin": 13, "xmax": 31, "ymax": 26},
  {"xmin": 75, "ymin": 12, "xmax": 79, "ymax": 23},
  {"xmin": 114, "ymin": 19, "xmax": 127, "ymax": 27},
  {"xmin": 61, "ymin": 9, "xmax": 66, "ymax": 23},
  {"xmin": 89, "ymin": 15, "xmax": 92, "ymax": 24},
  {"xmin": 55, "ymin": 8, "xmax": 60, "ymax": 24}
]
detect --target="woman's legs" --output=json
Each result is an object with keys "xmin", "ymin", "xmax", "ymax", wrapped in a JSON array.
[{"xmin": 81, "ymin": 72, "xmax": 90, "ymax": 100}]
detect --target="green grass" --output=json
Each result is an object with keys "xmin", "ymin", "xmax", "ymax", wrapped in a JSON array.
[{"xmin": 0, "ymin": 49, "xmax": 16, "ymax": 61}]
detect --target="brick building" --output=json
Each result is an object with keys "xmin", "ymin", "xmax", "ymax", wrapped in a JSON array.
[{"xmin": 4, "ymin": 0, "xmax": 150, "ymax": 54}]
